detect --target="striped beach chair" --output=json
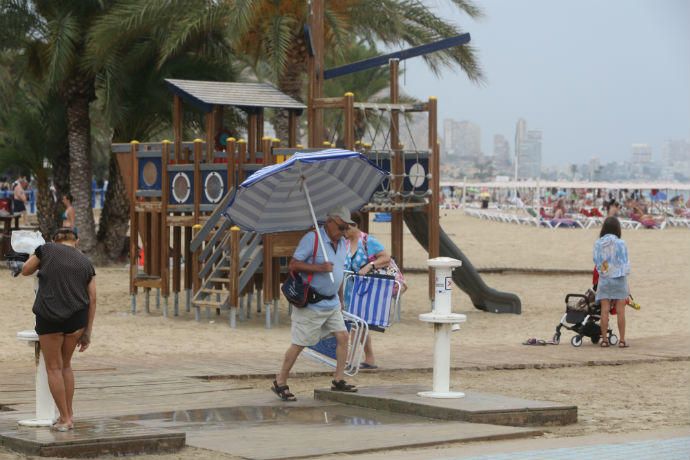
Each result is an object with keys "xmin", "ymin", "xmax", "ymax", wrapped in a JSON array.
[{"xmin": 303, "ymin": 273, "xmax": 401, "ymax": 375}]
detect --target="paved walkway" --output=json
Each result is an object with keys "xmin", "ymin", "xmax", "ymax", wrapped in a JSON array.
[
  {"xmin": 318, "ymin": 428, "xmax": 690, "ymax": 459},
  {"xmin": 1, "ymin": 335, "xmax": 687, "ymax": 458}
]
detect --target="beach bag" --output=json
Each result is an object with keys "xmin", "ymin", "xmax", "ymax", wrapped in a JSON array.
[
  {"xmin": 362, "ymin": 234, "xmax": 406, "ymax": 295},
  {"xmin": 281, "ymin": 231, "xmax": 335, "ymax": 308}
]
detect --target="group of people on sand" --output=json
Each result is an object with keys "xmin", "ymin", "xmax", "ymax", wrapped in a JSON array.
[{"xmin": 272, "ymin": 206, "xmax": 402, "ymax": 402}]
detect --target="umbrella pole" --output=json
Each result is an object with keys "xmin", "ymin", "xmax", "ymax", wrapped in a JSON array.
[{"xmin": 302, "ymin": 179, "xmax": 336, "ymax": 283}]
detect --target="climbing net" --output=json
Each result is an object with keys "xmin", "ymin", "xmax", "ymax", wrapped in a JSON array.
[{"xmin": 354, "ymin": 105, "xmax": 431, "ymax": 209}]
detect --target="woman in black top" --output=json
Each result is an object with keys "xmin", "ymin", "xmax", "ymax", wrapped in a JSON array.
[{"xmin": 22, "ymin": 228, "xmax": 96, "ymax": 431}]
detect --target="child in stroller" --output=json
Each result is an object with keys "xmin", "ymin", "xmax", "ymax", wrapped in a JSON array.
[{"xmin": 553, "ymin": 287, "xmax": 619, "ymax": 347}]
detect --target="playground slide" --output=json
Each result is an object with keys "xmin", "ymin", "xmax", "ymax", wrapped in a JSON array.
[{"xmin": 403, "ymin": 210, "xmax": 522, "ymax": 314}]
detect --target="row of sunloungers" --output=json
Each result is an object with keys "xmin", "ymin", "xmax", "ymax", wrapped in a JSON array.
[{"xmin": 463, "ymin": 206, "xmax": 689, "ymax": 230}]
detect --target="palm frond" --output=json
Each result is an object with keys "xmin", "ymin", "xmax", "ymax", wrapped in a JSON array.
[{"xmin": 43, "ymin": 12, "xmax": 81, "ymax": 88}]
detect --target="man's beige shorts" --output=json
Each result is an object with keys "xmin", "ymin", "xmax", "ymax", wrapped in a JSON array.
[{"xmin": 291, "ymin": 307, "xmax": 346, "ymax": 347}]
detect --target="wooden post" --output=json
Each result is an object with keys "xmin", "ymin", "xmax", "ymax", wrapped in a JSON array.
[
  {"xmin": 129, "ymin": 141, "xmax": 140, "ymax": 295},
  {"xmin": 248, "ymin": 111, "xmax": 257, "ymax": 161},
  {"xmin": 192, "ymin": 224, "xmax": 202, "ymax": 294},
  {"xmin": 390, "ymin": 59, "xmax": 404, "ymax": 270},
  {"xmin": 228, "ymin": 226, "xmax": 240, "ymax": 312},
  {"xmin": 307, "ymin": 0, "xmax": 324, "ymax": 147},
  {"xmin": 173, "ymin": 96, "xmax": 182, "ymax": 162},
  {"xmin": 184, "ymin": 225, "xmax": 192, "ymax": 293},
  {"xmin": 257, "ymin": 109, "xmax": 264, "ymax": 155},
  {"xmin": 226, "ymin": 137, "xmax": 236, "ymax": 190},
  {"xmin": 261, "ymin": 137, "xmax": 272, "ymax": 166},
  {"xmin": 237, "ymin": 139, "xmax": 247, "ymax": 183},
  {"xmin": 205, "ymin": 110, "xmax": 215, "ymax": 163},
  {"xmin": 193, "ymin": 139, "xmax": 203, "ymax": 224},
  {"xmin": 172, "ymin": 226, "xmax": 181, "ymax": 294},
  {"xmin": 288, "ymin": 111, "xmax": 298, "ymax": 147},
  {"xmin": 428, "ymin": 97, "xmax": 440, "ymax": 300},
  {"xmin": 161, "ymin": 140, "xmax": 171, "ymax": 297},
  {"xmin": 271, "ymin": 138, "xmax": 281, "ymax": 166},
  {"xmin": 344, "ymin": 92, "xmax": 354, "ymax": 150}
]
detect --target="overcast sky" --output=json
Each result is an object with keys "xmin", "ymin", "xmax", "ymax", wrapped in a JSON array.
[{"xmin": 397, "ymin": 0, "xmax": 690, "ymax": 166}]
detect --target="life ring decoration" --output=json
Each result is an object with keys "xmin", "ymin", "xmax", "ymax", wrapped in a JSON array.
[
  {"xmin": 172, "ymin": 172, "xmax": 191, "ymax": 204},
  {"xmin": 407, "ymin": 162, "xmax": 426, "ymax": 188},
  {"xmin": 204, "ymin": 172, "xmax": 224, "ymax": 204},
  {"xmin": 215, "ymin": 129, "xmax": 233, "ymax": 151}
]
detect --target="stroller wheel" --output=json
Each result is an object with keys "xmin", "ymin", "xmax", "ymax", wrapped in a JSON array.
[
  {"xmin": 571, "ymin": 335, "xmax": 583, "ymax": 347},
  {"xmin": 608, "ymin": 333, "xmax": 619, "ymax": 346}
]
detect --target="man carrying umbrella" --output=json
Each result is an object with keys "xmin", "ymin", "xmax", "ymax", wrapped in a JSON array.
[{"xmin": 272, "ymin": 205, "xmax": 358, "ymax": 401}]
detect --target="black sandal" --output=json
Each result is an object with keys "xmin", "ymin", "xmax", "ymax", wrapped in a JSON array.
[
  {"xmin": 271, "ymin": 380, "xmax": 297, "ymax": 401},
  {"xmin": 331, "ymin": 379, "xmax": 358, "ymax": 393}
]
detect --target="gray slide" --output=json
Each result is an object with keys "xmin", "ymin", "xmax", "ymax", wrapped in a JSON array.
[{"xmin": 403, "ymin": 209, "xmax": 521, "ymax": 314}]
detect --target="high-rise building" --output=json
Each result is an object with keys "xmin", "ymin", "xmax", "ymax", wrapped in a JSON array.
[
  {"xmin": 442, "ymin": 119, "xmax": 482, "ymax": 166},
  {"xmin": 493, "ymin": 134, "xmax": 511, "ymax": 173},
  {"xmin": 517, "ymin": 130, "xmax": 542, "ymax": 179},
  {"xmin": 631, "ymin": 144, "xmax": 652, "ymax": 164}
]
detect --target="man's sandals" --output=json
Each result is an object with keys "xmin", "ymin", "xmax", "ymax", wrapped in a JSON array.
[
  {"xmin": 331, "ymin": 379, "xmax": 358, "ymax": 392},
  {"xmin": 271, "ymin": 380, "xmax": 297, "ymax": 402}
]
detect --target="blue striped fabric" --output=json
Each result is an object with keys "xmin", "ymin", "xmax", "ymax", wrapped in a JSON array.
[
  {"xmin": 347, "ymin": 275, "xmax": 394, "ymax": 328},
  {"xmin": 224, "ymin": 149, "xmax": 388, "ymax": 233}
]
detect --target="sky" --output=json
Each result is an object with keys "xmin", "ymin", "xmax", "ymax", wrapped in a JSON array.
[{"xmin": 397, "ymin": 0, "xmax": 690, "ymax": 166}]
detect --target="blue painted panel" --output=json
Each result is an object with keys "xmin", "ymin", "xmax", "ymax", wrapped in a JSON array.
[{"xmin": 138, "ymin": 157, "xmax": 162, "ymax": 191}]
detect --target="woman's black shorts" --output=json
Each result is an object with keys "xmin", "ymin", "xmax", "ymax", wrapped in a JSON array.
[{"xmin": 35, "ymin": 309, "xmax": 88, "ymax": 335}]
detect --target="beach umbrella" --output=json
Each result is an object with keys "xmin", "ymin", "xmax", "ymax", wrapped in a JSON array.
[{"xmin": 225, "ymin": 148, "xmax": 388, "ymax": 279}]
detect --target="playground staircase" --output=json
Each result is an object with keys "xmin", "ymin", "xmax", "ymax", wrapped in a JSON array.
[{"xmin": 190, "ymin": 191, "xmax": 263, "ymax": 320}]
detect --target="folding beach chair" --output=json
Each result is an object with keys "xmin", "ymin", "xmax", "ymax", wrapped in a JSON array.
[
  {"xmin": 303, "ymin": 311, "xmax": 369, "ymax": 376},
  {"xmin": 303, "ymin": 273, "xmax": 401, "ymax": 376}
]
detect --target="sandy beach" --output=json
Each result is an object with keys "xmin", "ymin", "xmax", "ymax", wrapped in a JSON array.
[{"xmin": 1, "ymin": 211, "xmax": 689, "ymax": 459}]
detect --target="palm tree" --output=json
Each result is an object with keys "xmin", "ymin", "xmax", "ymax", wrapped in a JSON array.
[
  {"xmin": 84, "ymin": 0, "xmax": 241, "ymax": 260},
  {"xmin": 0, "ymin": 0, "xmax": 111, "ymax": 253},
  {"xmin": 226, "ymin": 0, "xmax": 484, "ymax": 139},
  {"xmin": 0, "ymin": 92, "xmax": 67, "ymax": 237}
]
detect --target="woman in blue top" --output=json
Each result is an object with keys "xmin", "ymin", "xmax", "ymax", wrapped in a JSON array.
[
  {"xmin": 344, "ymin": 223, "xmax": 391, "ymax": 369},
  {"xmin": 593, "ymin": 217, "xmax": 631, "ymax": 348}
]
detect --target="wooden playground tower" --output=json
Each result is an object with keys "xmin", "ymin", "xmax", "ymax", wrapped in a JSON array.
[{"xmin": 120, "ymin": 1, "xmax": 458, "ymax": 326}]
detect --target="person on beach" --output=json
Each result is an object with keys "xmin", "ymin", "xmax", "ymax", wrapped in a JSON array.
[
  {"xmin": 12, "ymin": 178, "xmax": 29, "ymax": 226},
  {"xmin": 21, "ymin": 228, "xmax": 96, "ymax": 431},
  {"xmin": 343, "ymin": 220, "xmax": 393, "ymax": 370},
  {"xmin": 272, "ymin": 206, "xmax": 357, "ymax": 402},
  {"xmin": 593, "ymin": 217, "xmax": 630, "ymax": 348},
  {"xmin": 60, "ymin": 193, "xmax": 76, "ymax": 230},
  {"xmin": 605, "ymin": 199, "xmax": 620, "ymax": 217}
]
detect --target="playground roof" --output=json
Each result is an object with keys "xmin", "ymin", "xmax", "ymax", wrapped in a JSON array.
[{"xmin": 165, "ymin": 79, "xmax": 306, "ymax": 113}]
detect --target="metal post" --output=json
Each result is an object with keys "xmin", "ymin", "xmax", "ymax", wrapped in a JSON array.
[
  {"xmin": 418, "ymin": 257, "xmax": 466, "ymax": 399},
  {"xmin": 145, "ymin": 288, "xmax": 150, "ymax": 313},
  {"xmin": 265, "ymin": 302, "xmax": 272, "ymax": 329},
  {"xmin": 131, "ymin": 294, "xmax": 137, "ymax": 314},
  {"xmin": 17, "ymin": 331, "xmax": 57, "ymax": 426},
  {"xmin": 162, "ymin": 296, "xmax": 169, "ymax": 318},
  {"xmin": 173, "ymin": 292, "xmax": 179, "ymax": 316}
]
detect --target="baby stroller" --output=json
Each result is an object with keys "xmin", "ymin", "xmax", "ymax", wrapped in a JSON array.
[{"xmin": 553, "ymin": 288, "xmax": 619, "ymax": 347}]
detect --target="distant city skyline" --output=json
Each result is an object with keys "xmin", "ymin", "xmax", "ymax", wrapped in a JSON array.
[{"xmin": 396, "ymin": 0, "xmax": 690, "ymax": 166}]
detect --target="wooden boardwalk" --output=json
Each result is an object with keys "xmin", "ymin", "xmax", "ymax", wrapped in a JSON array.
[{"xmin": 0, "ymin": 335, "xmax": 687, "ymax": 458}]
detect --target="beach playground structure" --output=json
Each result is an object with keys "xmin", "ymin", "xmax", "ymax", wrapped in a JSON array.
[{"xmin": 116, "ymin": 22, "xmax": 521, "ymax": 325}]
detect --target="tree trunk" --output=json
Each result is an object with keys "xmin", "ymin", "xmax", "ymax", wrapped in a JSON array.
[
  {"xmin": 96, "ymin": 152, "xmax": 129, "ymax": 260},
  {"xmin": 64, "ymin": 77, "xmax": 97, "ymax": 254},
  {"xmin": 34, "ymin": 171, "xmax": 57, "ymax": 240},
  {"xmin": 52, "ymin": 144, "xmax": 70, "ymax": 199}
]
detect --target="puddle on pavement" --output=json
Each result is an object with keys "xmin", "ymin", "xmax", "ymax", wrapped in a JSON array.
[{"xmin": 118, "ymin": 405, "xmax": 440, "ymax": 431}]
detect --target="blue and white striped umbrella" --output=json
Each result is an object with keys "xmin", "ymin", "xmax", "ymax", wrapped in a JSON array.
[{"xmin": 225, "ymin": 149, "xmax": 388, "ymax": 234}]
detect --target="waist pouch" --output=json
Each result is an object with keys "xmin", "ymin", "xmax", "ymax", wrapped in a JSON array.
[{"xmin": 307, "ymin": 288, "xmax": 335, "ymax": 304}]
